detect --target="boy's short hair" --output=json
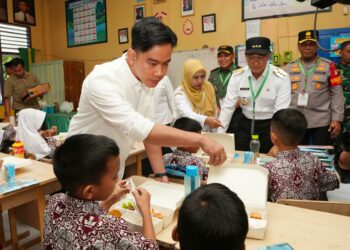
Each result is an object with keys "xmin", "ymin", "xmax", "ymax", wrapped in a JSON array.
[
  {"xmin": 53, "ymin": 134, "xmax": 119, "ymax": 194},
  {"xmin": 271, "ymin": 108, "xmax": 308, "ymax": 146},
  {"xmin": 11, "ymin": 58, "xmax": 25, "ymax": 67},
  {"xmin": 177, "ymin": 183, "xmax": 248, "ymax": 250},
  {"xmin": 132, "ymin": 16, "xmax": 177, "ymax": 52},
  {"xmin": 173, "ymin": 117, "xmax": 202, "ymax": 132}
]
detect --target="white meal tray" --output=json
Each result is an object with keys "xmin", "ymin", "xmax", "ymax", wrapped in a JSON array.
[
  {"xmin": 207, "ymin": 163, "xmax": 268, "ymax": 239},
  {"xmin": 110, "ymin": 178, "xmax": 185, "ymax": 233}
]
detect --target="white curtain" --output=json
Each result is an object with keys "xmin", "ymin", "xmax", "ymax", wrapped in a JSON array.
[{"xmin": 32, "ymin": 60, "xmax": 65, "ymax": 106}]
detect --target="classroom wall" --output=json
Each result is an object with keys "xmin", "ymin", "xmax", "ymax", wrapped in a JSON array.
[
  {"xmin": 37, "ymin": 0, "xmax": 350, "ymax": 76},
  {"xmin": 3, "ymin": 0, "xmax": 47, "ymax": 62}
]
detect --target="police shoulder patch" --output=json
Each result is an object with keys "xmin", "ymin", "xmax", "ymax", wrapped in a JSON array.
[{"xmin": 273, "ymin": 67, "xmax": 288, "ymax": 79}]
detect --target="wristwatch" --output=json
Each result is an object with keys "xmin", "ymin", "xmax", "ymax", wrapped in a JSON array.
[{"xmin": 155, "ymin": 172, "xmax": 167, "ymax": 178}]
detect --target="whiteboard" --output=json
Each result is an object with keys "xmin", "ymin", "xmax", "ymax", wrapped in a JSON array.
[
  {"xmin": 242, "ymin": 0, "xmax": 330, "ymax": 21},
  {"xmin": 167, "ymin": 48, "xmax": 219, "ymax": 89}
]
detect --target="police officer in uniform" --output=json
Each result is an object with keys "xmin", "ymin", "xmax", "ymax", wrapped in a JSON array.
[
  {"xmin": 209, "ymin": 45, "xmax": 242, "ymax": 134},
  {"xmin": 337, "ymin": 40, "xmax": 350, "ymax": 132},
  {"xmin": 218, "ymin": 37, "xmax": 291, "ymax": 153},
  {"xmin": 284, "ymin": 30, "xmax": 344, "ymax": 145}
]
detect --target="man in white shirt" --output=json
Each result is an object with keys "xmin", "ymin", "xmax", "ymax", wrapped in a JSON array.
[
  {"xmin": 154, "ymin": 75, "xmax": 177, "ymax": 125},
  {"xmin": 69, "ymin": 17, "xmax": 226, "ymax": 182},
  {"xmin": 218, "ymin": 37, "xmax": 291, "ymax": 153},
  {"xmin": 14, "ymin": 0, "xmax": 35, "ymax": 25}
]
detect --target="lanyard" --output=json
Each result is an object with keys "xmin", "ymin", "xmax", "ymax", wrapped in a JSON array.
[
  {"xmin": 298, "ymin": 59, "xmax": 320, "ymax": 91},
  {"xmin": 248, "ymin": 64, "xmax": 270, "ymax": 134},
  {"xmin": 219, "ymin": 71, "xmax": 232, "ymax": 88}
]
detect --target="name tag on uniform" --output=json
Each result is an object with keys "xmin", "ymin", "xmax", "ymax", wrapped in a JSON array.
[
  {"xmin": 297, "ymin": 93, "xmax": 309, "ymax": 107},
  {"xmin": 240, "ymin": 87, "xmax": 250, "ymax": 90}
]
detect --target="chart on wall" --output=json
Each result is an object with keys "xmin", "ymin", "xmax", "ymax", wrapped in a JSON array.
[
  {"xmin": 242, "ymin": 0, "xmax": 330, "ymax": 21},
  {"xmin": 65, "ymin": 0, "xmax": 107, "ymax": 47}
]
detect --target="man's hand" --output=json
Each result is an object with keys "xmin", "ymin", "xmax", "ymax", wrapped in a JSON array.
[
  {"xmin": 155, "ymin": 175, "xmax": 169, "ymax": 183},
  {"xmin": 329, "ymin": 121, "xmax": 342, "ymax": 138},
  {"xmin": 205, "ymin": 116, "xmax": 223, "ymax": 129},
  {"xmin": 200, "ymin": 136, "xmax": 227, "ymax": 165}
]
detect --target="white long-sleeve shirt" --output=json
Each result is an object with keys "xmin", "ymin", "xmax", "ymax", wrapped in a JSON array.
[
  {"xmin": 68, "ymin": 55, "xmax": 156, "ymax": 178},
  {"xmin": 218, "ymin": 64, "xmax": 291, "ymax": 133},
  {"xmin": 154, "ymin": 76, "xmax": 177, "ymax": 125},
  {"xmin": 174, "ymin": 87, "xmax": 211, "ymax": 131}
]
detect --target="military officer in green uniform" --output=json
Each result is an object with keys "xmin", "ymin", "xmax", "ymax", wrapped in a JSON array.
[
  {"xmin": 209, "ymin": 45, "xmax": 238, "ymax": 107},
  {"xmin": 209, "ymin": 45, "xmax": 242, "ymax": 134},
  {"xmin": 337, "ymin": 40, "xmax": 350, "ymax": 132},
  {"xmin": 284, "ymin": 30, "xmax": 344, "ymax": 145}
]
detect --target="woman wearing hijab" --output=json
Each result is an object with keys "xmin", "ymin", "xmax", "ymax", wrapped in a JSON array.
[
  {"xmin": 174, "ymin": 59, "xmax": 222, "ymax": 132},
  {"xmin": 17, "ymin": 108, "xmax": 57, "ymax": 159}
]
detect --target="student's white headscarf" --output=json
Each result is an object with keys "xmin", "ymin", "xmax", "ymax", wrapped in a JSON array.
[{"xmin": 16, "ymin": 108, "xmax": 51, "ymax": 160}]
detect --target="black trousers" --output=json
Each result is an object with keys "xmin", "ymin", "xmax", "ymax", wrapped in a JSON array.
[
  {"xmin": 301, "ymin": 126, "xmax": 332, "ymax": 145},
  {"xmin": 234, "ymin": 115, "xmax": 273, "ymax": 154},
  {"xmin": 227, "ymin": 107, "xmax": 244, "ymax": 135}
]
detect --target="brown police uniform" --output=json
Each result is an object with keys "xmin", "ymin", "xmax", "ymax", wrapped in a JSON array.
[
  {"xmin": 285, "ymin": 57, "xmax": 344, "ymax": 145},
  {"xmin": 4, "ymin": 71, "xmax": 41, "ymax": 111}
]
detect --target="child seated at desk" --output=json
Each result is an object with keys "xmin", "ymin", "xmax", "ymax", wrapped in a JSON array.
[
  {"xmin": 163, "ymin": 117, "xmax": 208, "ymax": 180},
  {"xmin": 44, "ymin": 134, "xmax": 159, "ymax": 249},
  {"xmin": 264, "ymin": 109, "xmax": 339, "ymax": 202},
  {"xmin": 17, "ymin": 108, "xmax": 58, "ymax": 159},
  {"xmin": 172, "ymin": 183, "xmax": 248, "ymax": 250}
]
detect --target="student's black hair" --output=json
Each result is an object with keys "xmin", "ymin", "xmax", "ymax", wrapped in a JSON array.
[
  {"xmin": 340, "ymin": 40, "xmax": 350, "ymax": 51},
  {"xmin": 11, "ymin": 58, "xmax": 25, "ymax": 67},
  {"xmin": 177, "ymin": 183, "xmax": 248, "ymax": 250},
  {"xmin": 53, "ymin": 134, "xmax": 119, "ymax": 195},
  {"xmin": 4, "ymin": 60, "xmax": 13, "ymax": 68},
  {"xmin": 271, "ymin": 108, "xmax": 308, "ymax": 146},
  {"xmin": 173, "ymin": 117, "xmax": 202, "ymax": 132},
  {"xmin": 131, "ymin": 16, "xmax": 177, "ymax": 52}
]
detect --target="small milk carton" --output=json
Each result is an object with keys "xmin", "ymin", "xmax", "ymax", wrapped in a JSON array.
[{"xmin": 207, "ymin": 163, "xmax": 268, "ymax": 239}]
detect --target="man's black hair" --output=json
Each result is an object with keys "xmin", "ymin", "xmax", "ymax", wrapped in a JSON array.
[
  {"xmin": 340, "ymin": 40, "xmax": 350, "ymax": 51},
  {"xmin": 131, "ymin": 16, "xmax": 177, "ymax": 52},
  {"xmin": 53, "ymin": 134, "xmax": 119, "ymax": 195},
  {"xmin": 4, "ymin": 60, "xmax": 13, "ymax": 68},
  {"xmin": 173, "ymin": 117, "xmax": 202, "ymax": 132},
  {"xmin": 271, "ymin": 108, "xmax": 308, "ymax": 146},
  {"xmin": 178, "ymin": 183, "xmax": 248, "ymax": 250},
  {"xmin": 11, "ymin": 57, "xmax": 25, "ymax": 67}
]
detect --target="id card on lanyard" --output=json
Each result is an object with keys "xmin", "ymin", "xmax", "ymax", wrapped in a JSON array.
[
  {"xmin": 297, "ymin": 59, "xmax": 319, "ymax": 107},
  {"xmin": 248, "ymin": 64, "xmax": 270, "ymax": 134}
]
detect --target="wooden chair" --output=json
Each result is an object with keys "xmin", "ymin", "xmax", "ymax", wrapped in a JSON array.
[{"xmin": 276, "ymin": 199, "xmax": 350, "ymax": 217}]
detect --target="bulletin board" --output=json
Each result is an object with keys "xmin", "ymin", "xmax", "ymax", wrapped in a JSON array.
[
  {"xmin": 242, "ymin": 0, "xmax": 331, "ymax": 21},
  {"xmin": 65, "ymin": 0, "xmax": 107, "ymax": 47}
]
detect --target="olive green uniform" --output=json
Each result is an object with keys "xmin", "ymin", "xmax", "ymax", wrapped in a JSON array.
[
  {"xmin": 4, "ymin": 72, "xmax": 40, "ymax": 111},
  {"xmin": 336, "ymin": 63, "xmax": 350, "ymax": 132},
  {"xmin": 208, "ymin": 63, "xmax": 237, "ymax": 107}
]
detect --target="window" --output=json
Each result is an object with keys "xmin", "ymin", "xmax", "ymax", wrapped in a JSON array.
[{"xmin": 0, "ymin": 23, "xmax": 31, "ymax": 54}]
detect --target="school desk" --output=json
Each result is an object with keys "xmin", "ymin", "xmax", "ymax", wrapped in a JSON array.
[
  {"xmin": 130, "ymin": 176, "xmax": 350, "ymax": 250},
  {"xmin": 0, "ymin": 153, "xmax": 60, "ymax": 249}
]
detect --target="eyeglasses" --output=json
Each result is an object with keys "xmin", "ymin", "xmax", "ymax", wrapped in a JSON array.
[{"xmin": 246, "ymin": 55, "xmax": 268, "ymax": 62}]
